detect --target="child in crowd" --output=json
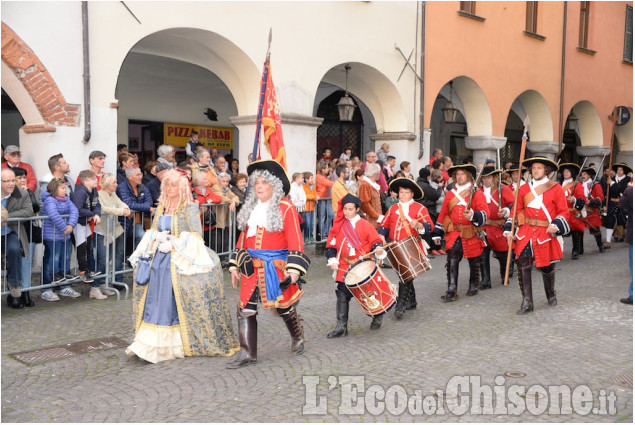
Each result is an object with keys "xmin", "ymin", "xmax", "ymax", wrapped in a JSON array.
[
  {"xmin": 302, "ymin": 171, "xmax": 317, "ymax": 242},
  {"xmin": 289, "ymin": 172, "xmax": 307, "ymax": 214},
  {"xmin": 41, "ymin": 178, "xmax": 79, "ymax": 301},
  {"xmin": 71, "ymin": 170, "xmax": 106, "ymax": 298},
  {"xmin": 384, "ymin": 189, "xmax": 399, "ymax": 211}
]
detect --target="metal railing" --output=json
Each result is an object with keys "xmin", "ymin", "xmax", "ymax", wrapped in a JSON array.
[{"xmin": 1, "ymin": 203, "xmax": 236, "ymax": 301}]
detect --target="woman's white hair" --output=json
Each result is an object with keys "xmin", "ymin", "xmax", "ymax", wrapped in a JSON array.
[
  {"xmin": 157, "ymin": 145, "xmax": 172, "ymax": 158},
  {"xmin": 365, "ymin": 163, "xmax": 380, "ymax": 177},
  {"xmin": 236, "ymin": 170, "xmax": 284, "ymax": 232}
]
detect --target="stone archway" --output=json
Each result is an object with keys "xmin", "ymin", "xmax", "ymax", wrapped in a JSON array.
[
  {"xmin": 1, "ymin": 22, "xmax": 79, "ymax": 133},
  {"xmin": 569, "ymin": 101, "xmax": 611, "ymax": 167}
]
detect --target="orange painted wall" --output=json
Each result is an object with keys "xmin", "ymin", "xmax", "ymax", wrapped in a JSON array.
[
  {"xmin": 564, "ymin": 1, "xmax": 633, "ymax": 147},
  {"xmin": 423, "ymin": 1, "xmax": 632, "ymax": 145}
]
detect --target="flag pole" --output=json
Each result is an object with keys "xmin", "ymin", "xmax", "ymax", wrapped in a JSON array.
[{"xmin": 251, "ymin": 28, "xmax": 273, "ymax": 162}]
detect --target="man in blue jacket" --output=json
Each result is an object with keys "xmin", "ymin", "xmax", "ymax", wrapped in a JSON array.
[{"xmin": 116, "ymin": 167, "xmax": 154, "ymax": 253}]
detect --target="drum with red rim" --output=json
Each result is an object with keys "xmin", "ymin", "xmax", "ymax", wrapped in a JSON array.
[
  {"xmin": 385, "ymin": 235, "xmax": 431, "ymax": 282},
  {"xmin": 344, "ymin": 259, "xmax": 396, "ymax": 316}
]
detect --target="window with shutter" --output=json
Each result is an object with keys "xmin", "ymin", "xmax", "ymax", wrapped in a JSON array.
[{"xmin": 624, "ymin": 5, "xmax": 633, "ymax": 63}]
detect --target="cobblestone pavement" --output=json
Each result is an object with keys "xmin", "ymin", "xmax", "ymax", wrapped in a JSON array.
[{"xmin": 2, "ymin": 236, "xmax": 632, "ymax": 422}]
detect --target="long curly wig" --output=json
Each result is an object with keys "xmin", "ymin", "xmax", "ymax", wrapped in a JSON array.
[
  {"xmin": 158, "ymin": 169, "xmax": 193, "ymax": 211},
  {"xmin": 236, "ymin": 170, "xmax": 284, "ymax": 232}
]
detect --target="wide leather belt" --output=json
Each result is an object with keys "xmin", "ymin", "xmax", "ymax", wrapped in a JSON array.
[
  {"xmin": 485, "ymin": 219, "xmax": 506, "ymax": 226},
  {"xmin": 252, "ymin": 258, "xmax": 287, "ymax": 271},
  {"xmin": 525, "ymin": 217, "xmax": 550, "ymax": 227},
  {"xmin": 611, "ymin": 197, "xmax": 620, "ymax": 202}
]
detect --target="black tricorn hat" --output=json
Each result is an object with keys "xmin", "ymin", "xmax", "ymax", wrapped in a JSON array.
[
  {"xmin": 481, "ymin": 166, "xmax": 502, "ymax": 177},
  {"xmin": 388, "ymin": 178, "xmax": 424, "ymax": 200},
  {"xmin": 246, "ymin": 159, "xmax": 291, "ymax": 195},
  {"xmin": 580, "ymin": 167, "xmax": 597, "ymax": 177},
  {"xmin": 558, "ymin": 163, "xmax": 581, "ymax": 176},
  {"xmin": 341, "ymin": 193, "xmax": 361, "ymax": 208},
  {"xmin": 506, "ymin": 163, "xmax": 526, "ymax": 172},
  {"xmin": 522, "ymin": 156, "xmax": 559, "ymax": 172},
  {"xmin": 612, "ymin": 163, "xmax": 633, "ymax": 174},
  {"xmin": 447, "ymin": 164, "xmax": 477, "ymax": 179}
]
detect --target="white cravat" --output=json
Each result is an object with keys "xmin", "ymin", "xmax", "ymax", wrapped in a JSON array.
[
  {"xmin": 246, "ymin": 200, "xmax": 270, "ymax": 238},
  {"xmin": 483, "ymin": 186, "xmax": 492, "ymax": 203},
  {"xmin": 527, "ymin": 176, "xmax": 549, "ymax": 209},
  {"xmin": 397, "ymin": 199, "xmax": 415, "ymax": 219},
  {"xmin": 583, "ymin": 179, "xmax": 592, "ymax": 198},
  {"xmin": 562, "ymin": 178, "xmax": 574, "ymax": 195},
  {"xmin": 363, "ymin": 176, "xmax": 380, "ymax": 191}
]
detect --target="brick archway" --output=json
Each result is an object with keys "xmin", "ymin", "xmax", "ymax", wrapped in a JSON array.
[{"xmin": 1, "ymin": 22, "xmax": 79, "ymax": 133}]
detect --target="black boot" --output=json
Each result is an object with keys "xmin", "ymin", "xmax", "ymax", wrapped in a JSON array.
[
  {"xmin": 542, "ymin": 269, "xmax": 557, "ymax": 306},
  {"xmin": 592, "ymin": 229, "xmax": 605, "ymax": 253},
  {"xmin": 7, "ymin": 286, "xmax": 24, "ymax": 309},
  {"xmin": 516, "ymin": 256, "xmax": 533, "ymax": 315},
  {"xmin": 578, "ymin": 231, "xmax": 584, "ymax": 255},
  {"xmin": 466, "ymin": 256, "xmax": 481, "ymax": 296},
  {"xmin": 281, "ymin": 308, "xmax": 305, "ymax": 355},
  {"xmin": 508, "ymin": 253, "xmax": 515, "ymax": 278},
  {"xmin": 370, "ymin": 314, "xmax": 383, "ymax": 330},
  {"xmin": 405, "ymin": 280, "xmax": 417, "ymax": 310},
  {"xmin": 227, "ymin": 309, "xmax": 258, "ymax": 369},
  {"xmin": 21, "ymin": 291, "xmax": 35, "ymax": 308},
  {"xmin": 571, "ymin": 231, "xmax": 581, "ymax": 260},
  {"xmin": 479, "ymin": 247, "xmax": 491, "ymax": 290},
  {"xmin": 441, "ymin": 243, "xmax": 461, "ymax": 302},
  {"xmin": 327, "ymin": 290, "xmax": 349, "ymax": 338},
  {"xmin": 493, "ymin": 251, "xmax": 507, "ymax": 285},
  {"xmin": 394, "ymin": 282, "xmax": 409, "ymax": 319}
]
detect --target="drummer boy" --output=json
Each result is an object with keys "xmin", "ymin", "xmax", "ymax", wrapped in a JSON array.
[
  {"xmin": 378, "ymin": 178, "xmax": 434, "ymax": 319},
  {"xmin": 325, "ymin": 194, "xmax": 387, "ymax": 336}
]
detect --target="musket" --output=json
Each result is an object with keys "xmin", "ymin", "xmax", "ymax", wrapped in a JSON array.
[
  {"xmin": 504, "ymin": 116, "xmax": 529, "ymax": 286},
  {"xmin": 604, "ymin": 107, "xmax": 618, "ymax": 213},
  {"xmin": 497, "ymin": 147, "xmax": 503, "ymax": 211}
]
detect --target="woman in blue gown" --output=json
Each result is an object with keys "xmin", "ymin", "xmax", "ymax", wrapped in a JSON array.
[{"xmin": 126, "ymin": 170, "xmax": 239, "ymax": 363}]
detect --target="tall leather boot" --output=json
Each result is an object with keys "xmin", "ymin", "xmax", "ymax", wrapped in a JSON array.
[
  {"xmin": 592, "ymin": 229, "xmax": 605, "ymax": 253},
  {"xmin": 516, "ymin": 256, "xmax": 534, "ymax": 315},
  {"xmin": 571, "ymin": 231, "xmax": 581, "ymax": 260},
  {"xmin": 370, "ymin": 313, "xmax": 383, "ymax": 330},
  {"xmin": 578, "ymin": 231, "xmax": 584, "ymax": 255},
  {"xmin": 394, "ymin": 282, "xmax": 409, "ymax": 319},
  {"xmin": 494, "ymin": 251, "xmax": 507, "ymax": 285},
  {"xmin": 441, "ymin": 245, "xmax": 461, "ymax": 302},
  {"xmin": 281, "ymin": 308, "xmax": 305, "ymax": 355},
  {"xmin": 466, "ymin": 256, "xmax": 481, "ymax": 296},
  {"xmin": 508, "ymin": 253, "xmax": 516, "ymax": 278},
  {"xmin": 542, "ymin": 268, "xmax": 557, "ymax": 306},
  {"xmin": 21, "ymin": 291, "xmax": 35, "ymax": 308},
  {"xmin": 327, "ymin": 290, "xmax": 349, "ymax": 338},
  {"xmin": 227, "ymin": 308, "xmax": 258, "ymax": 369},
  {"xmin": 405, "ymin": 280, "xmax": 417, "ymax": 310},
  {"xmin": 479, "ymin": 247, "xmax": 492, "ymax": 290}
]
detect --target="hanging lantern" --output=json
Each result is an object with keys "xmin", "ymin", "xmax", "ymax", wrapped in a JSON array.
[
  {"xmin": 337, "ymin": 65, "xmax": 357, "ymax": 121},
  {"xmin": 442, "ymin": 80, "xmax": 459, "ymax": 124}
]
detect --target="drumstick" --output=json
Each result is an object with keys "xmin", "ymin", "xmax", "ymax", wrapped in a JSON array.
[{"xmin": 360, "ymin": 242, "xmax": 397, "ymax": 259}]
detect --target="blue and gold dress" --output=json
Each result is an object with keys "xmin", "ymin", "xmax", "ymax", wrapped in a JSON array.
[{"xmin": 126, "ymin": 204, "xmax": 239, "ymax": 363}]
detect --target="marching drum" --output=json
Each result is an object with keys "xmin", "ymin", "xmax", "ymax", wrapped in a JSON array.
[
  {"xmin": 385, "ymin": 235, "xmax": 432, "ymax": 282},
  {"xmin": 344, "ymin": 259, "xmax": 397, "ymax": 316}
]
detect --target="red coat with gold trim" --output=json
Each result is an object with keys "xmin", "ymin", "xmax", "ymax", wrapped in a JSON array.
[
  {"xmin": 229, "ymin": 199, "xmax": 309, "ymax": 310},
  {"xmin": 325, "ymin": 216, "xmax": 383, "ymax": 282},
  {"xmin": 479, "ymin": 185, "xmax": 515, "ymax": 252},
  {"xmin": 435, "ymin": 184, "xmax": 489, "ymax": 258},
  {"xmin": 561, "ymin": 180, "xmax": 585, "ymax": 232},
  {"xmin": 509, "ymin": 180, "xmax": 570, "ymax": 267},
  {"xmin": 578, "ymin": 181, "xmax": 604, "ymax": 228},
  {"xmin": 378, "ymin": 201, "xmax": 434, "ymax": 252}
]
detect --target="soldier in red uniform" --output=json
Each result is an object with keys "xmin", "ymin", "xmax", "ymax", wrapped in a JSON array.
[
  {"xmin": 504, "ymin": 157, "xmax": 570, "ymax": 315},
  {"xmin": 578, "ymin": 167, "xmax": 606, "ymax": 253},
  {"xmin": 477, "ymin": 167, "xmax": 515, "ymax": 288},
  {"xmin": 325, "ymin": 194, "xmax": 387, "ymax": 336},
  {"xmin": 559, "ymin": 163, "xmax": 585, "ymax": 260},
  {"xmin": 227, "ymin": 160, "xmax": 311, "ymax": 368},
  {"xmin": 378, "ymin": 178, "xmax": 434, "ymax": 318},
  {"xmin": 432, "ymin": 164, "xmax": 489, "ymax": 301}
]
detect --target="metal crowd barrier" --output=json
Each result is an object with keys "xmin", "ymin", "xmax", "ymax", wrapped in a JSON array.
[
  {"xmin": 1, "ymin": 203, "xmax": 236, "ymax": 302},
  {"xmin": 305, "ymin": 197, "xmax": 333, "ymax": 244}
]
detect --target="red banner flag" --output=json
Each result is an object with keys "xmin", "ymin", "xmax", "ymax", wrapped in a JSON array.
[{"xmin": 261, "ymin": 62, "xmax": 287, "ymax": 170}]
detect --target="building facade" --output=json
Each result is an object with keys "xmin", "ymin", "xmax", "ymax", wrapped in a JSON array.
[{"xmin": 1, "ymin": 1, "xmax": 632, "ymax": 181}]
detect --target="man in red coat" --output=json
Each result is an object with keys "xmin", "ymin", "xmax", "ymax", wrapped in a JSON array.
[
  {"xmin": 378, "ymin": 178, "xmax": 434, "ymax": 317},
  {"xmin": 325, "ymin": 194, "xmax": 386, "ymax": 336},
  {"xmin": 227, "ymin": 160, "xmax": 310, "ymax": 368},
  {"xmin": 559, "ymin": 163, "xmax": 585, "ymax": 260},
  {"xmin": 2, "ymin": 145, "xmax": 37, "ymax": 192},
  {"xmin": 432, "ymin": 164, "xmax": 489, "ymax": 302},
  {"xmin": 504, "ymin": 157, "xmax": 570, "ymax": 315},
  {"xmin": 578, "ymin": 167, "xmax": 606, "ymax": 253},
  {"xmin": 477, "ymin": 166, "xmax": 515, "ymax": 288}
]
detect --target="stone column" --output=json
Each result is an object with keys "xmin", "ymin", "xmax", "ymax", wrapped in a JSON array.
[
  {"xmin": 229, "ymin": 114, "xmax": 323, "ymax": 177},
  {"xmin": 525, "ymin": 141, "xmax": 560, "ymax": 160},
  {"xmin": 369, "ymin": 131, "xmax": 418, "ymax": 170},
  {"xmin": 464, "ymin": 136, "xmax": 507, "ymax": 166},
  {"xmin": 575, "ymin": 145, "xmax": 611, "ymax": 169}
]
